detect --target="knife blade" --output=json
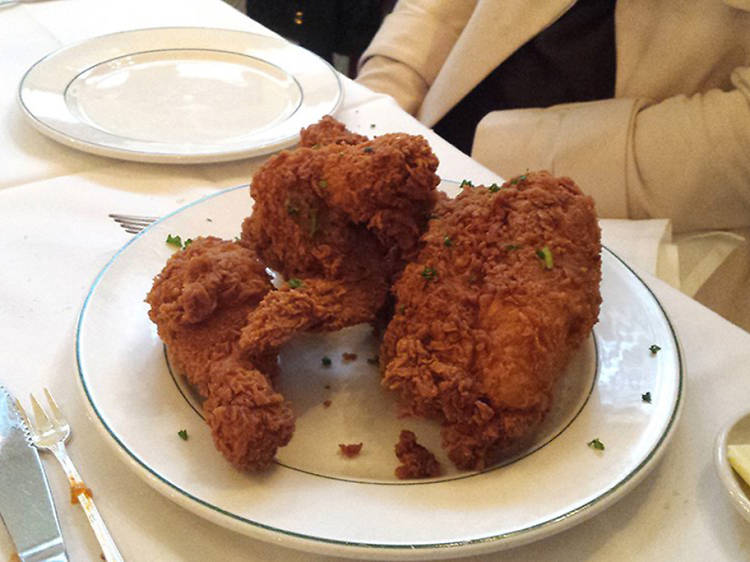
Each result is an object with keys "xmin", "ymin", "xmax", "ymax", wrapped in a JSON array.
[{"xmin": 0, "ymin": 385, "xmax": 67, "ymax": 562}]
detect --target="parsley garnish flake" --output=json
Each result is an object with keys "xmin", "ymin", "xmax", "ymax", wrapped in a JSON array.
[
  {"xmin": 421, "ymin": 266, "xmax": 437, "ymax": 281},
  {"xmin": 166, "ymin": 234, "xmax": 183, "ymax": 248},
  {"xmin": 166, "ymin": 234, "xmax": 192, "ymax": 250},
  {"xmin": 536, "ymin": 246, "xmax": 554, "ymax": 269}
]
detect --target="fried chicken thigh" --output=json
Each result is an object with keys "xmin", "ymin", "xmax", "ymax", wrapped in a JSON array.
[
  {"xmin": 381, "ymin": 172, "xmax": 602, "ymax": 470},
  {"xmin": 239, "ymin": 129, "xmax": 441, "ymax": 353}
]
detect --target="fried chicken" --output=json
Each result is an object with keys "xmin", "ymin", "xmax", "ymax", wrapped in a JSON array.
[
  {"xmin": 298, "ymin": 114, "xmax": 368, "ymax": 147},
  {"xmin": 381, "ymin": 172, "xmax": 602, "ymax": 470},
  {"xmin": 239, "ymin": 127, "xmax": 441, "ymax": 353},
  {"xmin": 145, "ymin": 118, "xmax": 442, "ymax": 472},
  {"xmin": 145, "ymin": 237, "xmax": 295, "ymax": 471},
  {"xmin": 394, "ymin": 430, "xmax": 441, "ymax": 479}
]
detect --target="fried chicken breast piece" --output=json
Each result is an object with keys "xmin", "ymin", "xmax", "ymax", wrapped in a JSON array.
[
  {"xmin": 381, "ymin": 172, "xmax": 602, "ymax": 470},
  {"xmin": 146, "ymin": 237, "xmax": 295, "ymax": 471},
  {"xmin": 239, "ymin": 127, "xmax": 441, "ymax": 353}
]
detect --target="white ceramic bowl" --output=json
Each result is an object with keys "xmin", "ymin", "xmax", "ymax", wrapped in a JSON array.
[{"xmin": 715, "ymin": 410, "xmax": 750, "ymax": 522}]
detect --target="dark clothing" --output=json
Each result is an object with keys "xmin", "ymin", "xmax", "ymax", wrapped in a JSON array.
[
  {"xmin": 246, "ymin": 0, "xmax": 386, "ymax": 67},
  {"xmin": 433, "ymin": 0, "xmax": 617, "ymax": 155}
]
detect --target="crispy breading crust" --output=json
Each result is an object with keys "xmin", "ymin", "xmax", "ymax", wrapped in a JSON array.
[
  {"xmin": 381, "ymin": 172, "xmax": 602, "ymax": 470},
  {"xmin": 239, "ymin": 130, "xmax": 441, "ymax": 352},
  {"xmin": 145, "ymin": 237, "xmax": 294, "ymax": 471},
  {"xmin": 146, "ymin": 118, "xmax": 442, "ymax": 471}
]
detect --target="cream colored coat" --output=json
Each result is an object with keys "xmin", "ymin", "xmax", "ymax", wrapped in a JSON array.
[{"xmin": 357, "ymin": 0, "xmax": 750, "ymax": 330}]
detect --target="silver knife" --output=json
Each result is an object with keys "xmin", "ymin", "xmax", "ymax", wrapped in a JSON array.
[{"xmin": 0, "ymin": 385, "xmax": 67, "ymax": 561}]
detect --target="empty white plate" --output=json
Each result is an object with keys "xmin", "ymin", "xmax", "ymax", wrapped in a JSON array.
[{"xmin": 18, "ymin": 27, "xmax": 342, "ymax": 163}]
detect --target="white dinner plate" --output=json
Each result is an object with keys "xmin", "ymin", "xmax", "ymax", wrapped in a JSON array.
[
  {"xmin": 18, "ymin": 27, "xmax": 342, "ymax": 163},
  {"xmin": 76, "ymin": 183, "xmax": 683, "ymax": 560}
]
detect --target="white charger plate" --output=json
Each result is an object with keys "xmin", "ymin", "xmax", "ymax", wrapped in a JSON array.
[
  {"xmin": 76, "ymin": 184, "xmax": 683, "ymax": 559},
  {"xmin": 18, "ymin": 28, "xmax": 342, "ymax": 163}
]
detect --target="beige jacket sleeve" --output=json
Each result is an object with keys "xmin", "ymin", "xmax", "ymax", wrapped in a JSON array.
[
  {"xmin": 472, "ymin": 66, "xmax": 750, "ymax": 233},
  {"xmin": 356, "ymin": 0, "xmax": 477, "ymax": 115}
]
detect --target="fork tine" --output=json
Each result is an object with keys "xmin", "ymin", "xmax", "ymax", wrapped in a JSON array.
[
  {"xmin": 43, "ymin": 388, "xmax": 63, "ymax": 422},
  {"xmin": 30, "ymin": 394, "xmax": 53, "ymax": 433},
  {"xmin": 108, "ymin": 213, "xmax": 158, "ymax": 235},
  {"xmin": 14, "ymin": 399, "xmax": 33, "ymax": 431}
]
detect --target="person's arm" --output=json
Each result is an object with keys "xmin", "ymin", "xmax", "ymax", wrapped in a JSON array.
[
  {"xmin": 472, "ymin": 66, "xmax": 750, "ymax": 233},
  {"xmin": 356, "ymin": 0, "xmax": 477, "ymax": 114}
]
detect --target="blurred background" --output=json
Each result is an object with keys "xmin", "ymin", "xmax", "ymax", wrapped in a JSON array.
[{"xmin": 225, "ymin": 0, "xmax": 396, "ymax": 77}]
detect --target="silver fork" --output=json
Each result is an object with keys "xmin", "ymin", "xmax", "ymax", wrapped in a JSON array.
[
  {"xmin": 17, "ymin": 389, "xmax": 124, "ymax": 562},
  {"xmin": 108, "ymin": 213, "xmax": 158, "ymax": 235}
]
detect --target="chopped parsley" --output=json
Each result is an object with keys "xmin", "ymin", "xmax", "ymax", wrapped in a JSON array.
[
  {"xmin": 588, "ymin": 438, "xmax": 605, "ymax": 451},
  {"xmin": 460, "ymin": 179, "xmax": 474, "ymax": 188},
  {"xmin": 318, "ymin": 179, "xmax": 328, "ymax": 189},
  {"xmin": 370, "ymin": 123, "xmax": 376, "ymax": 129},
  {"xmin": 536, "ymin": 246, "xmax": 554, "ymax": 269},
  {"xmin": 649, "ymin": 344, "xmax": 661, "ymax": 354},
  {"xmin": 443, "ymin": 236, "xmax": 453, "ymax": 247},
  {"xmin": 166, "ymin": 234, "xmax": 183, "ymax": 248},
  {"xmin": 287, "ymin": 278, "xmax": 303, "ymax": 289},
  {"xmin": 177, "ymin": 429, "xmax": 188, "ymax": 441},
  {"xmin": 506, "ymin": 244, "xmax": 521, "ymax": 251},
  {"xmin": 286, "ymin": 204, "xmax": 300, "ymax": 216},
  {"xmin": 488, "ymin": 183, "xmax": 501, "ymax": 193},
  {"xmin": 642, "ymin": 392, "xmax": 652, "ymax": 403},
  {"xmin": 363, "ymin": 146, "xmax": 374, "ymax": 153},
  {"xmin": 510, "ymin": 174, "xmax": 527, "ymax": 185},
  {"xmin": 397, "ymin": 304, "xmax": 406, "ymax": 314},
  {"xmin": 166, "ymin": 234, "xmax": 191, "ymax": 250},
  {"xmin": 421, "ymin": 266, "xmax": 438, "ymax": 281},
  {"xmin": 321, "ymin": 356, "xmax": 332, "ymax": 367}
]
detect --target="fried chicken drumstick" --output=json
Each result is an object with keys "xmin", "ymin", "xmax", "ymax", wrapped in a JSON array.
[
  {"xmin": 381, "ymin": 172, "xmax": 602, "ymax": 470},
  {"xmin": 145, "ymin": 237, "xmax": 295, "ymax": 471}
]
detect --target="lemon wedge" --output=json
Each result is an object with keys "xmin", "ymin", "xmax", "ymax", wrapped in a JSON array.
[{"xmin": 727, "ymin": 444, "xmax": 750, "ymax": 486}]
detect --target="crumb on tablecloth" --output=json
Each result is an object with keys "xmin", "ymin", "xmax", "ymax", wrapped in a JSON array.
[
  {"xmin": 395, "ymin": 430, "xmax": 441, "ymax": 479},
  {"xmin": 323, "ymin": 399, "xmax": 332, "ymax": 408},
  {"xmin": 339, "ymin": 442, "xmax": 363, "ymax": 457}
]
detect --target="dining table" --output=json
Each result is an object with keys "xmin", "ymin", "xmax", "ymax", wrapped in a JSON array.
[{"xmin": 1, "ymin": 0, "xmax": 749, "ymax": 560}]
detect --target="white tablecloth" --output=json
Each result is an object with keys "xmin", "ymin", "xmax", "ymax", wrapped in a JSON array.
[{"xmin": 1, "ymin": 1, "xmax": 749, "ymax": 561}]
